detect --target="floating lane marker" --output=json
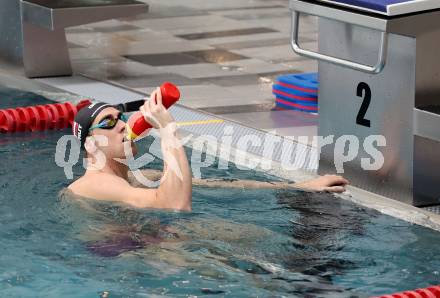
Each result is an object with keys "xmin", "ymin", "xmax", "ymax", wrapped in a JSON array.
[{"xmin": 177, "ymin": 119, "xmax": 224, "ymax": 127}]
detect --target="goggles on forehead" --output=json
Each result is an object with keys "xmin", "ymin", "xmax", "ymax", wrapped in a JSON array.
[{"xmin": 89, "ymin": 112, "xmax": 129, "ymax": 132}]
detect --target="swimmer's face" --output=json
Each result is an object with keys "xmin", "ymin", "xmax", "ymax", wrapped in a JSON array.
[{"xmin": 85, "ymin": 107, "xmax": 138, "ymax": 159}]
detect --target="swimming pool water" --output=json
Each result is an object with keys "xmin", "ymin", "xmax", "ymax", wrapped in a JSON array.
[{"xmin": 1, "ymin": 88, "xmax": 440, "ymax": 297}]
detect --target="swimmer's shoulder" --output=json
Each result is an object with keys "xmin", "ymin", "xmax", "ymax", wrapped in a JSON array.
[
  {"xmin": 66, "ymin": 176, "xmax": 96, "ymax": 200},
  {"xmin": 67, "ymin": 174, "xmax": 95, "ymax": 195}
]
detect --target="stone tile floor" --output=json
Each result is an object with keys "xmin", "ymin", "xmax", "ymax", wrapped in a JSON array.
[{"xmin": 65, "ymin": 0, "xmax": 318, "ymax": 138}]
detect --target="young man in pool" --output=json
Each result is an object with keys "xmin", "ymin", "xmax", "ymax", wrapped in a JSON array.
[{"xmin": 68, "ymin": 87, "xmax": 349, "ymax": 211}]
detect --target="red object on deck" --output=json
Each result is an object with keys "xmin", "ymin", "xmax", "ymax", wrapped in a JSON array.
[
  {"xmin": 0, "ymin": 99, "xmax": 92, "ymax": 133},
  {"xmin": 372, "ymin": 285, "xmax": 440, "ymax": 298}
]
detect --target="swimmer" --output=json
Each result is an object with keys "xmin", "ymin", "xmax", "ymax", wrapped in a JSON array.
[{"xmin": 68, "ymin": 87, "xmax": 349, "ymax": 211}]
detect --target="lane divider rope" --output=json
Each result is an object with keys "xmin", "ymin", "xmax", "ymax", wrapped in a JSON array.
[
  {"xmin": 0, "ymin": 99, "xmax": 91, "ymax": 133},
  {"xmin": 372, "ymin": 285, "xmax": 440, "ymax": 298}
]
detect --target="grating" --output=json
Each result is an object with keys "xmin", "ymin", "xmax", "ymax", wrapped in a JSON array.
[{"xmin": 169, "ymin": 104, "xmax": 318, "ymax": 172}]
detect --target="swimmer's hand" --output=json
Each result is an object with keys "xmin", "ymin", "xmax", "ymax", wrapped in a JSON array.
[
  {"xmin": 293, "ymin": 175, "xmax": 349, "ymax": 193},
  {"xmin": 140, "ymin": 87, "xmax": 175, "ymax": 129}
]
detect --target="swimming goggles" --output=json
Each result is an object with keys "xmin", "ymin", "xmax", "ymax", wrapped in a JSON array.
[{"xmin": 89, "ymin": 112, "xmax": 129, "ymax": 131}]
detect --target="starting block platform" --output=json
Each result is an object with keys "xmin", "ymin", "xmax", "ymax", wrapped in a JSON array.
[
  {"xmin": 313, "ymin": 0, "xmax": 440, "ymax": 16},
  {"xmin": 290, "ymin": 0, "xmax": 440, "ymax": 206}
]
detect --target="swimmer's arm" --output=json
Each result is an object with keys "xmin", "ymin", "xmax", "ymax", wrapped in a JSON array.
[
  {"xmin": 140, "ymin": 88, "xmax": 192, "ymax": 211},
  {"xmin": 73, "ymin": 172, "xmax": 189, "ymax": 211},
  {"xmin": 138, "ymin": 170, "xmax": 284, "ymax": 189},
  {"xmin": 155, "ymin": 126, "xmax": 192, "ymax": 211},
  {"xmin": 192, "ymin": 175, "xmax": 348, "ymax": 193},
  {"xmin": 140, "ymin": 170, "xmax": 349, "ymax": 193},
  {"xmin": 286, "ymin": 175, "xmax": 349, "ymax": 193}
]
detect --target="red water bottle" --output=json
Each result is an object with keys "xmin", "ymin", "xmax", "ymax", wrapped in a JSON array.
[{"xmin": 126, "ymin": 82, "xmax": 180, "ymax": 140}]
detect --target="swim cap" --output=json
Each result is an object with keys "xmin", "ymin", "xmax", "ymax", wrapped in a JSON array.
[{"xmin": 72, "ymin": 102, "xmax": 113, "ymax": 149}]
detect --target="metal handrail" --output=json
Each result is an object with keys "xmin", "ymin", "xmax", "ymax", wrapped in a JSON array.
[{"xmin": 290, "ymin": 10, "xmax": 388, "ymax": 74}]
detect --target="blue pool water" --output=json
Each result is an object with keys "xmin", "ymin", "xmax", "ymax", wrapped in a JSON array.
[{"xmin": 1, "ymin": 88, "xmax": 440, "ymax": 297}]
